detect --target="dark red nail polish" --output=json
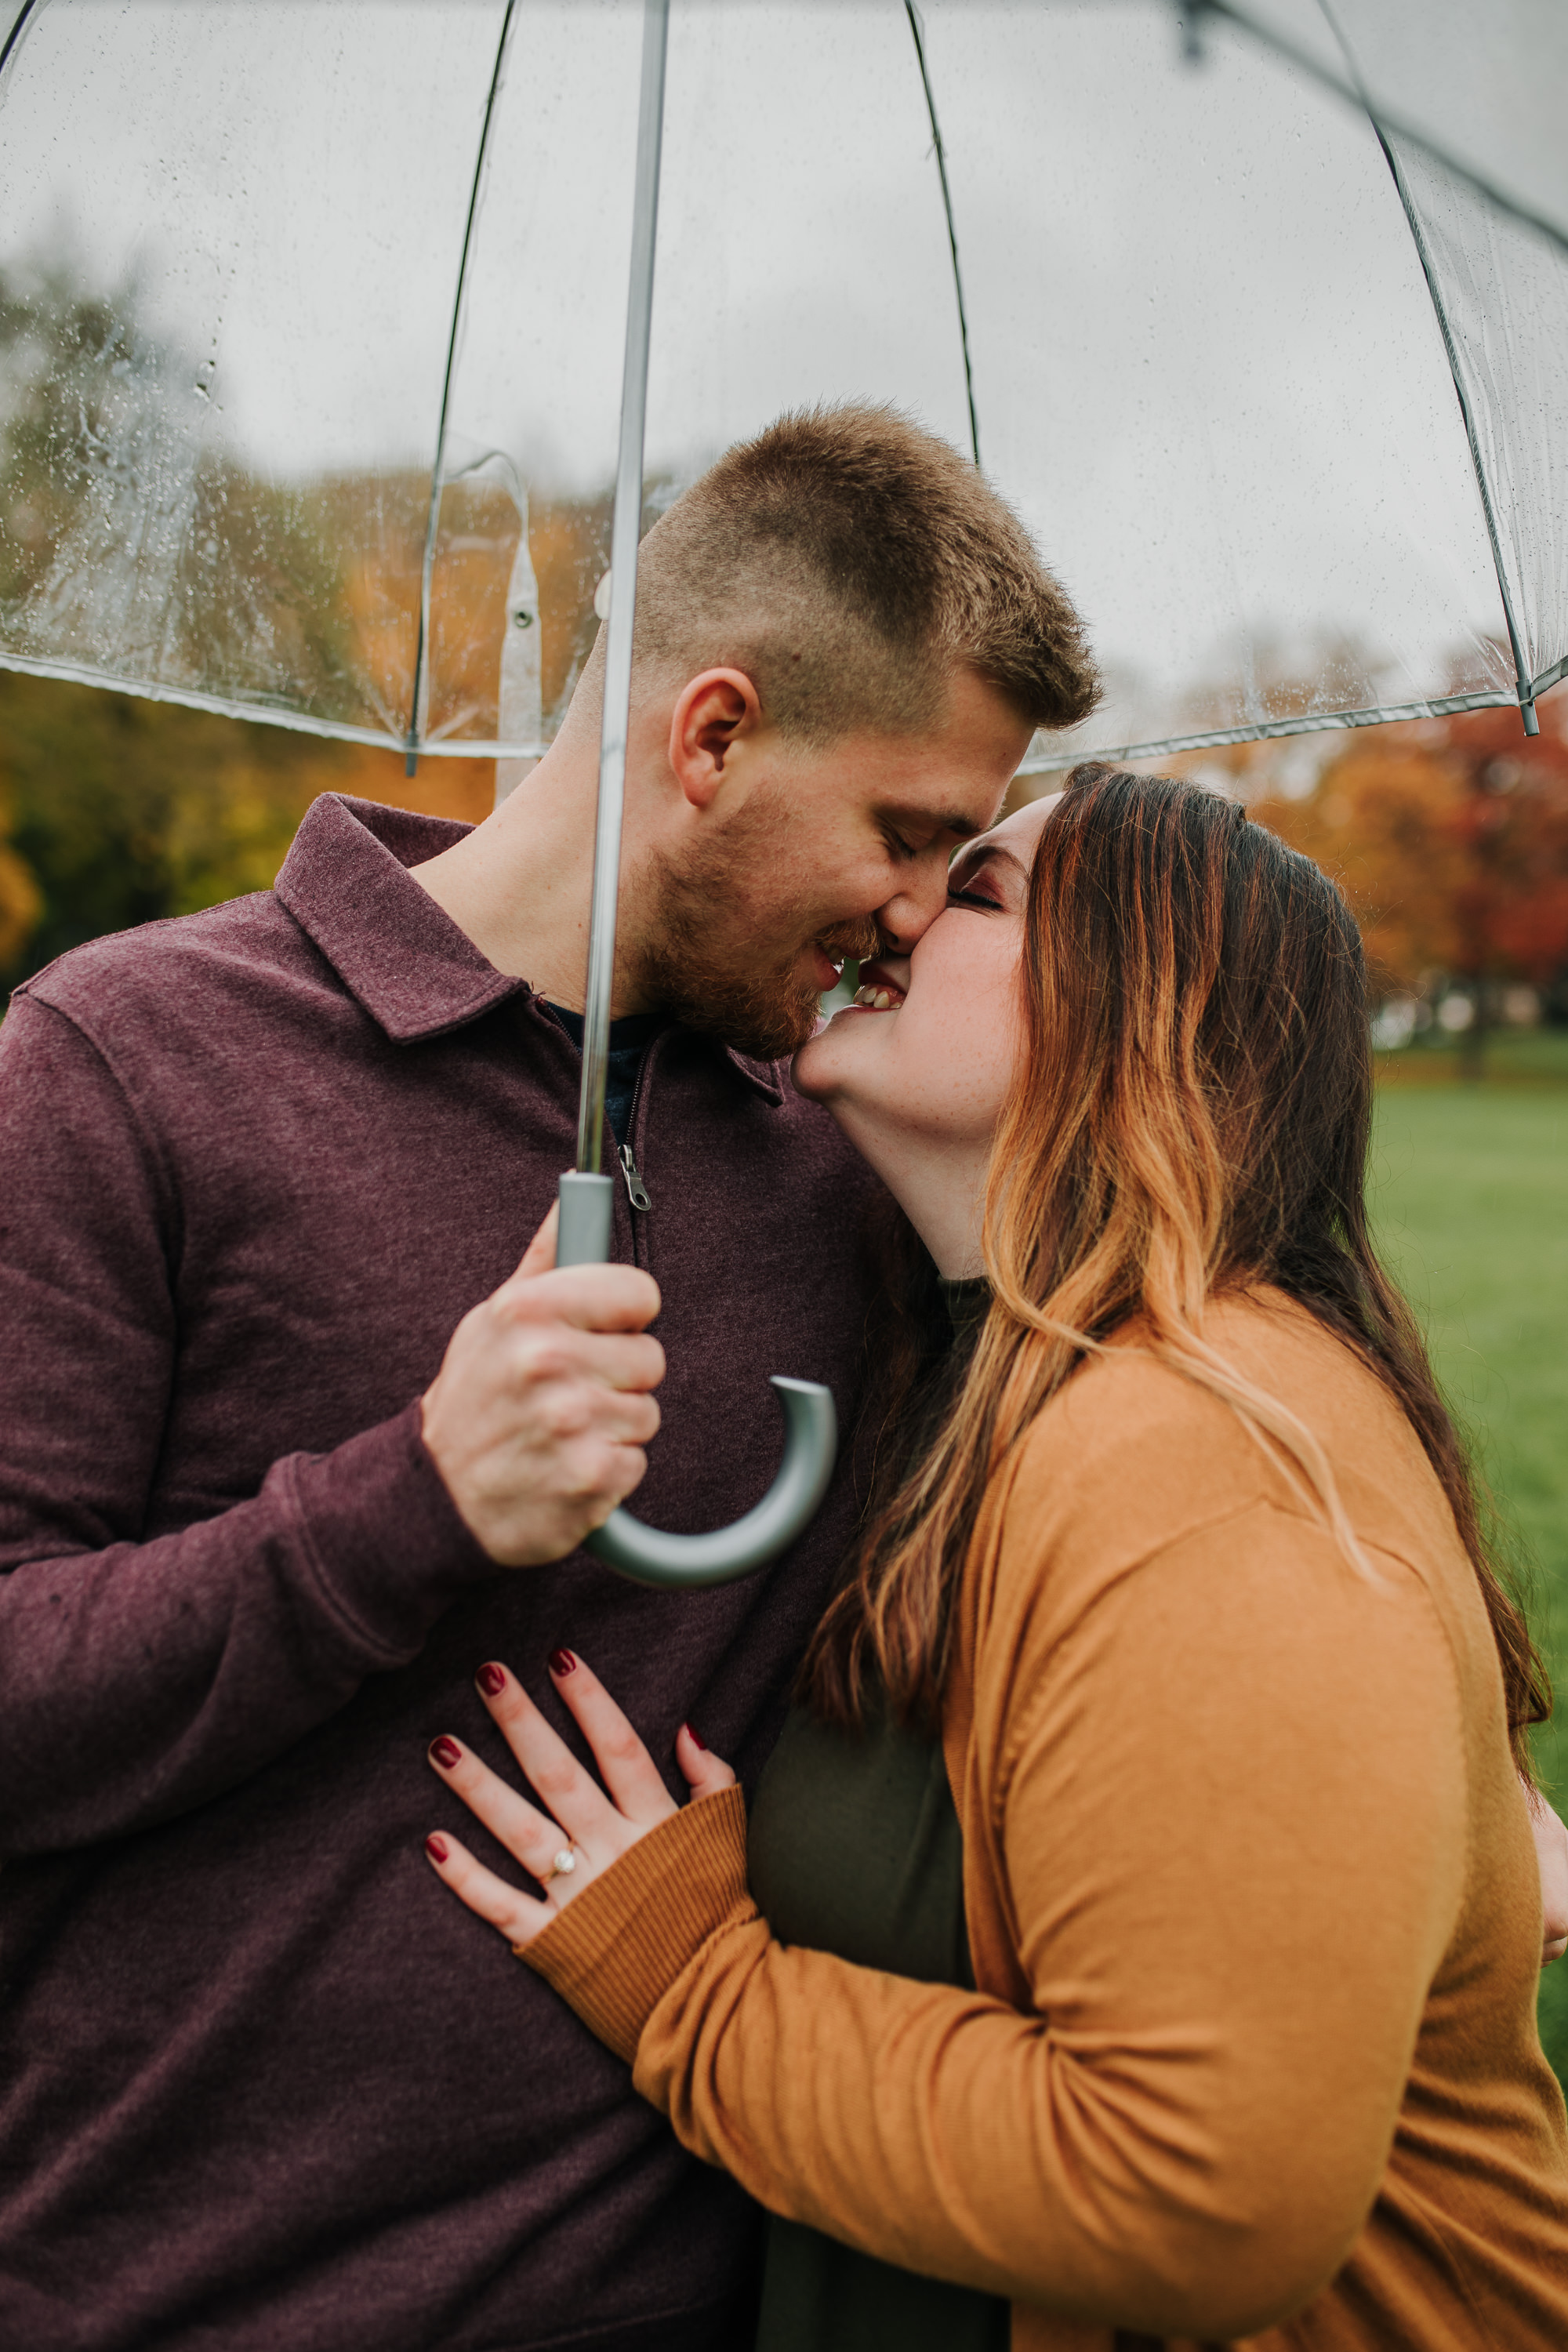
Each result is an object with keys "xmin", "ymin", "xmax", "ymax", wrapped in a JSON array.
[
  {"xmin": 684, "ymin": 1722, "xmax": 706, "ymax": 1750},
  {"xmin": 476, "ymin": 1663, "xmax": 506, "ymax": 1697},
  {"xmin": 426, "ymin": 1834, "xmax": 449, "ymax": 1863},
  {"xmin": 430, "ymin": 1736, "xmax": 462, "ymax": 1769},
  {"xmin": 548, "ymin": 1647, "xmax": 575, "ymax": 1677}
]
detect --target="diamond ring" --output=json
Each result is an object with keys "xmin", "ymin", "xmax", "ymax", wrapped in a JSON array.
[{"xmin": 540, "ymin": 1845, "xmax": 578, "ymax": 1887}]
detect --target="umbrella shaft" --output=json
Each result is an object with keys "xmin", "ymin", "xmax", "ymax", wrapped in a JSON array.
[{"xmin": 578, "ymin": 0, "xmax": 670, "ymax": 1174}]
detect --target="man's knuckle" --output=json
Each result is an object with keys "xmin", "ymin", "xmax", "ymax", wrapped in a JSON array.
[
  {"xmin": 518, "ymin": 1334, "xmax": 572, "ymax": 1382},
  {"xmin": 531, "ymin": 1387, "xmax": 585, "ymax": 1441}
]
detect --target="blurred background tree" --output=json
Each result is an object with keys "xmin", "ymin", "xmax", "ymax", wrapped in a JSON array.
[
  {"xmin": 0, "ymin": 670, "xmax": 501, "ymax": 993},
  {"xmin": 0, "ymin": 256, "xmax": 365, "ymax": 721},
  {"xmin": 1250, "ymin": 703, "xmax": 1568, "ymax": 1075},
  {"xmin": 2, "ymin": 672, "xmax": 314, "ymax": 984},
  {"xmin": 0, "ymin": 472, "xmax": 624, "ymax": 993},
  {"xmin": 0, "ymin": 252, "xmax": 615, "ymax": 992}
]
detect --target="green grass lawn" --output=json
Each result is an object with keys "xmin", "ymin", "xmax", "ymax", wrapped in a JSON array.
[{"xmin": 1369, "ymin": 1035, "xmax": 1568, "ymax": 2085}]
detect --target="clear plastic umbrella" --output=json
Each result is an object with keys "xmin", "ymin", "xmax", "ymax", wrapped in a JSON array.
[{"xmin": 3, "ymin": 0, "xmax": 1565, "ymax": 1578}]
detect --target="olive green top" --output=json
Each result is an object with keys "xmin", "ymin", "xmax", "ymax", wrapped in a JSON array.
[
  {"xmin": 747, "ymin": 1696, "xmax": 1009, "ymax": 2352},
  {"xmin": 742, "ymin": 1274, "xmax": 1004, "ymax": 2350}
]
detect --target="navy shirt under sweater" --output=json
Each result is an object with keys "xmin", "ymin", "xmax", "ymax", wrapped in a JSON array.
[
  {"xmin": 0, "ymin": 793, "xmax": 880, "ymax": 2352},
  {"xmin": 543, "ymin": 1002, "xmax": 662, "ymax": 1154}
]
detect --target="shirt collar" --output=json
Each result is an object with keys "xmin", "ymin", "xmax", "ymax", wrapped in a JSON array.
[
  {"xmin": 274, "ymin": 793, "xmax": 787, "ymax": 1103},
  {"xmin": 723, "ymin": 1046, "xmax": 785, "ymax": 1105},
  {"xmin": 274, "ymin": 794, "xmax": 528, "ymax": 1042}
]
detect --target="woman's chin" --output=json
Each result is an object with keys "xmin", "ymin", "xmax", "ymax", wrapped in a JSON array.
[
  {"xmin": 791, "ymin": 1004, "xmax": 879, "ymax": 1102},
  {"xmin": 789, "ymin": 1028, "xmax": 833, "ymax": 1102}
]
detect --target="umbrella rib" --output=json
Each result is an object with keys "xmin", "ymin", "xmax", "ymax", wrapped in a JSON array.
[
  {"xmin": 405, "ymin": 0, "xmax": 519, "ymax": 777},
  {"xmin": 904, "ymin": 3, "xmax": 980, "ymax": 472},
  {"xmin": 0, "ymin": 0, "xmax": 39, "ymax": 87},
  {"xmin": 1203, "ymin": 0, "xmax": 1568, "ymax": 269},
  {"xmin": 0, "ymin": 645, "xmax": 555, "ymax": 756},
  {"xmin": 1310, "ymin": 0, "xmax": 1538, "ymax": 739},
  {"xmin": 1017, "ymin": 687, "xmax": 1531, "ymax": 778},
  {"xmin": 1374, "ymin": 129, "xmax": 1537, "ymax": 737}
]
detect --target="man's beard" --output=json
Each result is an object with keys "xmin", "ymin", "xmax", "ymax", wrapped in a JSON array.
[{"xmin": 635, "ymin": 823, "xmax": 879, "ymax": 1061}]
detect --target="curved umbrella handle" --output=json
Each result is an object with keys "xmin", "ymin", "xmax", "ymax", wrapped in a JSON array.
[
  {"xmin": 587, "ymin": 1377, "xmax": 837, "ymax": 1590},
  {"xmin": 557, "ymin": 1173, "xmax": 838, "ymax": 1590}
]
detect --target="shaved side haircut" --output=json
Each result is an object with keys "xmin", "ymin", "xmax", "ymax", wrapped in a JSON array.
[{"xmin": 586, "ymin": 404, "xmax": 1099, "ymax": 746}]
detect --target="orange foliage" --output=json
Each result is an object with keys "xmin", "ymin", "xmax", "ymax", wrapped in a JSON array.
[
  {"xmin": 528, "ymin": 489, "xmax": 613, "ymax": 722},
  {"xmin": 325, "ymin": 476, "xmax": 612, "ymax": 816},
  {"xmin": 320, "ymin": 742, "xmax": 495, "ymax": 829},
  {"xmin": 0, "ymin": 833, "xmax": 42, "ymax": 967},
  {"xmin": 328, "ymin": 475, "xmax": 611, "ymax": 743},
  {"xmin": 1250, "ymin": 699, "xmax": 1568, "ymax": 997}
]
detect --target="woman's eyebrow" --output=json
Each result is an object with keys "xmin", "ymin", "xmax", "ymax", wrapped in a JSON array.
[{"xmin": 948, "ymin": 841, "xmax": 1027, "ymax": 890}]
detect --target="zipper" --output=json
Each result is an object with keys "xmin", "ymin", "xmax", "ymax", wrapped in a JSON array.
[
  {"xmin": 619, "ymin": 1142, "xmax": 652, "ymax": 1212},
  {"xmin": 619, "ymin": 1027, "xmax": 662, "ymax": 1266}
]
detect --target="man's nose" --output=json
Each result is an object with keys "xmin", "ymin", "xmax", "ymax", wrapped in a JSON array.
[{"xmin": 876, "ymin": 863, "xmax": 951, "ymax": 956}]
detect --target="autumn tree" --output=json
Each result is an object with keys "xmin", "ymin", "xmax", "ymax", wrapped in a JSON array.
[
  {"xmin": 0, "ymin": 250, "xmax": 659, "ymax": 981},
  {"xmin": 0, "ymin": 258, "xmax": 600, "ymax": 985},
  {"xmin": 1250, "ymin": 696, "xmax": 1568, "ymax": 1074}
]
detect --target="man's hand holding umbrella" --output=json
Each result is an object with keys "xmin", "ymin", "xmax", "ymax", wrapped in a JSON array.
[{"xmin": 420, "ymin": 1204, "xmax": 664, "ymax": 1568}]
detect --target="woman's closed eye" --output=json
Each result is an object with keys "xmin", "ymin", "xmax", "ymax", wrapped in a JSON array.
[{"xmin": 946, "ymin": 839, "xmax": 1026, "ymax": 912}]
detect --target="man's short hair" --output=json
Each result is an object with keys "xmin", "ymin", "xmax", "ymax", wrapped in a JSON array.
[{"xmin": 617, "ymin": 404, "xmax": 1099, "ymax": 746}]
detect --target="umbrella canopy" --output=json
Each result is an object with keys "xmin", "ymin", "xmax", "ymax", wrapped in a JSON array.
[
  {"xmin": 1, "ymin": 0, "xmax": 1565, "ymax": 780},
  {"xmin": 3, "ymin": 0, "xmax": 1565, "ymax": 1584}
]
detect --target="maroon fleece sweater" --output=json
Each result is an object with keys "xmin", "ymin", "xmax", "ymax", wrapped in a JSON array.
[{"xmin": 0, "ymin": 794, "xmax": 880, "ymax": 2352}]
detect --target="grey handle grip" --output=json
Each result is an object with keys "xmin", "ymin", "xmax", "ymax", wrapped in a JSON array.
[{"xmin": 555, "ymin": 1172, "xmax": 838, "ymax": 1589}]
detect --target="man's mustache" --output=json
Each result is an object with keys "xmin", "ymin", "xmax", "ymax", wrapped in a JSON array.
[{"xmin": 818, "ymin": 916, "xmax": 881, "ymax": 968}]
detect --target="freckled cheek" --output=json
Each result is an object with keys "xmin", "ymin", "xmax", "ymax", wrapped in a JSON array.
[
  {"xmin": 914, "ymin": 946, "xmax": 1021, "ymax": 1109},
  {"xmin": 912, "ymin": 931, "xmax": 1020, "ymax": 1032},
  {"xmin": 898, "ymin": 989, "xmax": 1014, "ymax": 1105}
]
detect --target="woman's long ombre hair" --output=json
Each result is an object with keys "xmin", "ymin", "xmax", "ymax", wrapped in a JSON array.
[{"xmin": 808, "ymin": 764, "xmax": 1549, "ymax": 1768}]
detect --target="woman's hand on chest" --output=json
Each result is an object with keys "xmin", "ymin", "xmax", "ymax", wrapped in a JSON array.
[{"xmin": 421, "ymin": 1647, "xmax": 735, "ymax": 1951}]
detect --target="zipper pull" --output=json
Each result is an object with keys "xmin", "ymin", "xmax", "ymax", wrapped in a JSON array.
[{"xmin": 619, "ymin": 1143, "xmax": 651, "ymax": 1211}]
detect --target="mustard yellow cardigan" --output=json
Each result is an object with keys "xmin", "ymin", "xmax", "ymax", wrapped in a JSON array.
[{"xmin": 527, "ymin": 1291, "xmax": 1568, "ymax": 2349}]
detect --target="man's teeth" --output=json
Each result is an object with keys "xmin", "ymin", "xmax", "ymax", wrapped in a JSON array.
[{"xmin": 852, "ymin": 983, "xmax": 903, "ymax": 1011}]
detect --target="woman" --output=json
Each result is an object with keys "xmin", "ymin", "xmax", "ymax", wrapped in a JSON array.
[{"xmin": 422, "ymin": 768, "xmax": 1568, "ymax": 2347}]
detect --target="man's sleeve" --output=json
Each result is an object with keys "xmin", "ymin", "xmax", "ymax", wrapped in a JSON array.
[{"xmin": 0, "ymin": 993, "xmax": 494, "ymax": 1860}]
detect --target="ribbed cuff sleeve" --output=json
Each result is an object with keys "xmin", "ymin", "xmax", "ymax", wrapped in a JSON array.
[
  {"xmin": 521, "ymin": 1785, "xmax": 752, "ymax": 2063},
  {"xmin": 284, "ymin": 1399, "xmax": 498, "ymax": 1663}
]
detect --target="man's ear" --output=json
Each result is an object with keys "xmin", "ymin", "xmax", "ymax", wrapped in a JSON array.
[{"xmin": 668, "ymin": 670, "xmax": 763, "ymax": 811}]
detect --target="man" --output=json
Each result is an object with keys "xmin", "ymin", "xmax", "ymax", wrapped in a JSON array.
[{"xmin": 0, "ymin": 408, "xmax": 1098, "ymax": 2351}]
